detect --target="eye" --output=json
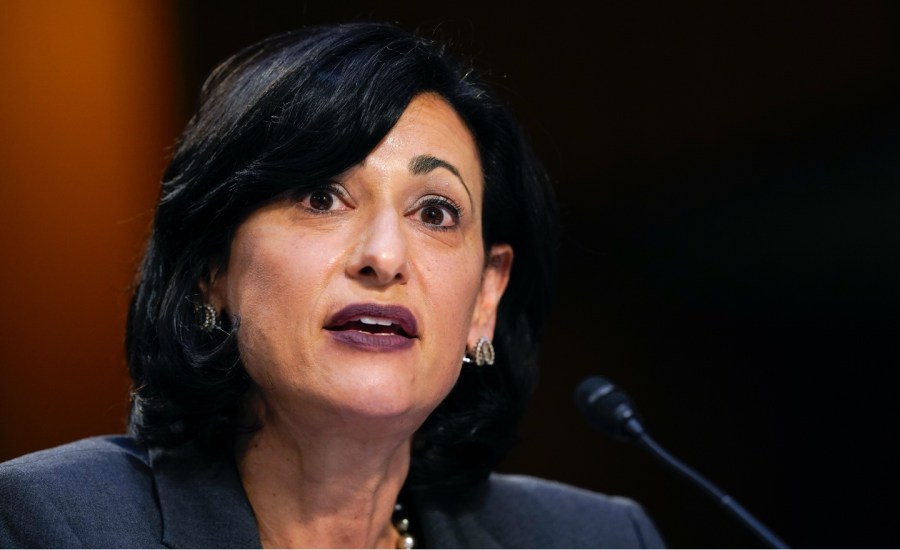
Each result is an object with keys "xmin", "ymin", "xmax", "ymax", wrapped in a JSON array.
[
  {"xmin": 297, "ymin": 185, "xmax": 348, "ymax": 213},
  {"xmin": 415, "ymin": 197, "xmax": 461, "ymax": 229},
  {"xmin": 307, "ymin": 190, "xmax": 335, "ymax": 210}
]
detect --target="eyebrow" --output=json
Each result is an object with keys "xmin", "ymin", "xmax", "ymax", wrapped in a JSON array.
[{"xmin": 408, "ymin": 154, "xmax": 473, "ymax": 206}]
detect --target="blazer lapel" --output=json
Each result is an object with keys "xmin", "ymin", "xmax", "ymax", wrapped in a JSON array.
[
  {"xmin": 150, "ymin": 442, "xmax": 261, "ymax": 549},
  {"xmin": 413, "ymin": 480, "xmax": 503, "ymax": 548}
]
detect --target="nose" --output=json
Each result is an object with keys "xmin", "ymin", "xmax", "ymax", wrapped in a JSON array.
[{"xmin": 347, "ymin": 209, "xmax": 410, "ymax": 286}]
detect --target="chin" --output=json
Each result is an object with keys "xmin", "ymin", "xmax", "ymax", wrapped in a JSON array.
[{"xmin": 326, "ymin": 367, "xmax": 451, "ymax": 423}]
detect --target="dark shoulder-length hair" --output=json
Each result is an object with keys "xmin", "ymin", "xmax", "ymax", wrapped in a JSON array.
[{"xmin": 126, "ymin": 21, "xmax": 558, "ymax": 489}]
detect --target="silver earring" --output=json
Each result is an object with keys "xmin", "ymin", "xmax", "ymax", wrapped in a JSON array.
[
  {"xmin": 196, "ymin": 303, "xmax": 218, "ymax": 332},
  {"xmin": 463, "ymin": 337, "xmax": 495, "ymax": 366}
]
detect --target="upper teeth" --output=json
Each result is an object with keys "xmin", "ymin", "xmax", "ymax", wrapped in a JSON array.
[{"xmin": 358, "ymin": 316, "xmax": 394, "ymax": 326}]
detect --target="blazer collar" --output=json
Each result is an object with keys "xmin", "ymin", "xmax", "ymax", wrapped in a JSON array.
[
  {"xmin": 148, "ymin": 441, "xmax": 502, "ymax": 549},
  {"xmin": 412, "ymin": 478, "xmax": 503, "ymax": 548},
  {"xmin": 150, "ymin": 442, "xmax": 261, "ymax": 549}
]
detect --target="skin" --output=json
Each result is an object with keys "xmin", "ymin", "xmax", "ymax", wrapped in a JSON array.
[{"xmin": 207, "ymin": 93, "xmax": 513, "ymax": 548}]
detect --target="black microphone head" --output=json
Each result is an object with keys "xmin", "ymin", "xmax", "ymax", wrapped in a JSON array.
[{"xmin": 575, "ymin": 376, "xmax": 644, "ymax": 441}]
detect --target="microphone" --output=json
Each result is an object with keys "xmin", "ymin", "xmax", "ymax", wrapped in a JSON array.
[{"xmin": 575, "ymin": 376, "xmax": 789, "ymax": 549}]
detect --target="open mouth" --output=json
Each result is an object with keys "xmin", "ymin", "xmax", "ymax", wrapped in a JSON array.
[
  {"xmin": 326, "ymin": 316, "xmax": 414, "ymax": 338},
  {"xmin": 325, "ymin": 305, "xmax": 418, "ymax": 352},
  {"xmin": 325, "ymin": 303, "xmax": 419, "ymax": 342}
]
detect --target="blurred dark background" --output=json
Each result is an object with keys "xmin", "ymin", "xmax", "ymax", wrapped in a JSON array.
[{"xmin": 2, "ymin": 1, "xmax": 899, "ymax": 547}]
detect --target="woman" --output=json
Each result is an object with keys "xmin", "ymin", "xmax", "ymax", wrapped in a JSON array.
[{"xmin": 0, "ymin": 22, "xmax": 663, "ymax": 548}]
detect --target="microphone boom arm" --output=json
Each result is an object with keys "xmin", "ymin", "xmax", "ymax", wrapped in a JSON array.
[
  {"xmin": 576, "ymin": 376, "xmax": 789, "ymax": 549},
  {"xmin": 624, "ymin": 418, "xmax": 788, "ymax": 549}
]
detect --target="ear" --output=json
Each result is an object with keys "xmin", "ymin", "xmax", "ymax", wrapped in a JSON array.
[
  {"xmin": 198, "ymin": 268, "xmax": 228, "ymax": 313},
  {"xmin": 468, "ymin": 243, "xmax": 513, "ymax": 348}
]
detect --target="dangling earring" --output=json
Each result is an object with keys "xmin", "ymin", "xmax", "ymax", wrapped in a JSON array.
[
  {"xmin": 195, "ymin": 303, "xmax": 218, "ymax": 332},
  {"xmin": 462, "ymin": 336, "xmax": 495, "ymax": 366}
]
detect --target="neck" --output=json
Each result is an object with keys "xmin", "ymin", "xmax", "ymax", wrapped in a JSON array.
[{"xmin": 235, "ymin": 393, "xmax": 414, "ymax": 549}]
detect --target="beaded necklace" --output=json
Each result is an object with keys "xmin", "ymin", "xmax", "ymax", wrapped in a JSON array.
[{"xmin": 392, "ymin": 501, "xmax": 415, "ymax": 549}]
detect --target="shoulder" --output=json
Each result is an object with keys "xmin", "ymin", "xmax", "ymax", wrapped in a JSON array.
[
  {"xmin": 1, "ymin": 435, "xmax": 149, "ymax": 472},
  {"xmin": 0, "ymin": 435, "xmax": 161, "ymax": 548},
  {"xmin": 483, "ymin": 474, "xmax": 664, "ymax": 548},
  {"xmin": 0, "ymin": 435, "xmax": 152, "ymax": 497},
  {"xmin": 415, "ymin": 473, "xmax": 664, "ymax": 548}
]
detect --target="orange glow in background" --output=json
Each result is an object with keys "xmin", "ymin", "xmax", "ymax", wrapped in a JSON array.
[{"xmin": 0, "ymin": 1, "xmax": 179, "ymax": 461}]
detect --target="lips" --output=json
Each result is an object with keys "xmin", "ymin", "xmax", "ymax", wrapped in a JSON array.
[{"xmin": 325, "ymin": 303, "xmax": 419, "ymax": 339}]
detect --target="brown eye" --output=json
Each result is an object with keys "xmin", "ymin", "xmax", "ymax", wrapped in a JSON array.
[
  {"xmin": 421, "ymin": 205, "xmax": 446, "ymax": 226},
  {"xmin": 415, "ymin": 198, "xmax": 460, "ymax": 229},
  {"xmin": 308, "ymin": 190, "xmax": 334, "ymax": 211}
]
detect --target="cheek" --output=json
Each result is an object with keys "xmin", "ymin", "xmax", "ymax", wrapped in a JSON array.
[
  {"xmin": 228, "ymin": 246, "xmax": 314, "ymax": 321},
  {"xmin": 228, "ymin": 220, "xmax": 347, "ymax": 308},
  {"xmin": 419, "ymin": 248, "xmax": 484, "ymax": 349},
  {"xmin": 224, "ymin": 233, "xmax": 337, "ymax": 376},
  {"xmin": 418, "ymin": 257, "xmax": 483, "ymax": 403}
]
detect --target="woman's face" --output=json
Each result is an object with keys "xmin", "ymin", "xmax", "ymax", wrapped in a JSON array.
[{"xmin": 209, "ymin": 93, "xmax": 512, "ymax": 434}]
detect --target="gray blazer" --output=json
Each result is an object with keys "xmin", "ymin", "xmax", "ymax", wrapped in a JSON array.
[{"xmin": 0, "ymin": 436, "xmax": 664, "ymax": 548}]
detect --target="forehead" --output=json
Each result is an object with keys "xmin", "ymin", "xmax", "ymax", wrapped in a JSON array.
[{"xmin": 362, "ymin": 93, "xmax": 483, "ymax": 194}]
